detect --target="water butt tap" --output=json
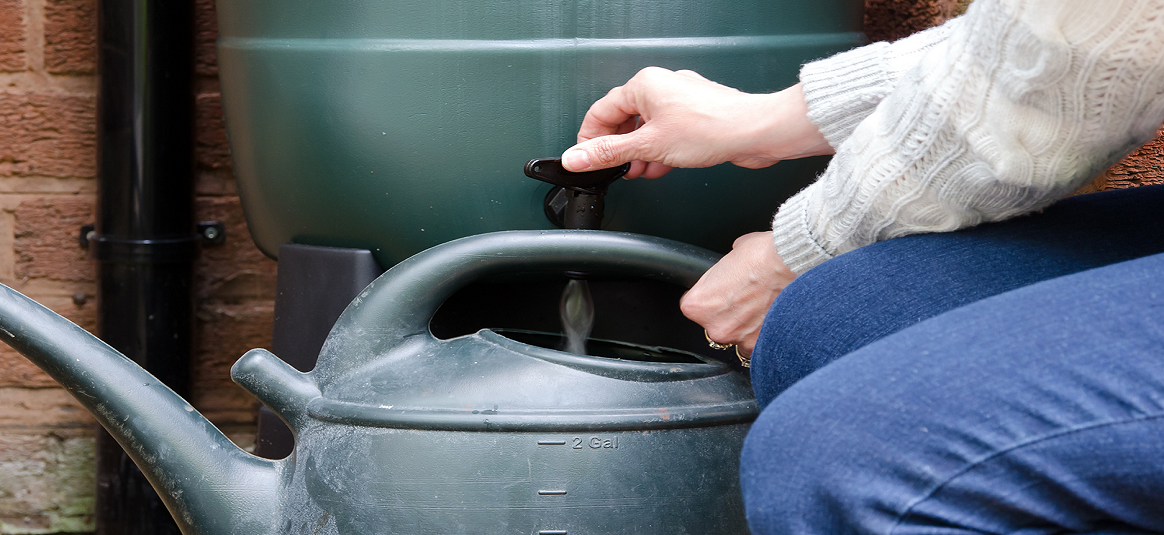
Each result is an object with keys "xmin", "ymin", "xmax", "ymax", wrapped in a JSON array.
[
  {"xmin": 525, "ymin": 158, "xmax": 632, "ymax": 352},
  {"xmin": 524, "ymin": 158, "xmax": 631, "ymax": 231}
]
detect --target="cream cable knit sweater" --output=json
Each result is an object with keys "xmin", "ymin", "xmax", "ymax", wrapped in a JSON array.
[{"xmin": 773, "ymin": 0, "xmax": 1164, "ymax": 274}]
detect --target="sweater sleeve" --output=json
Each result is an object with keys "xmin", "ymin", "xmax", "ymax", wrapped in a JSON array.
[
  {"xmin": 775, "ymin": 0, "xmax": 1164, "ymax": 274},
  {"xmin": 801, "ymin": 19, "xmax": 959, "ymax": 149}
]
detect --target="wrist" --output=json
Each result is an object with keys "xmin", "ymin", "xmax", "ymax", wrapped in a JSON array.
[{"xmin": 746, "ymin": 84, "xmax": 833, "ymax": 163}]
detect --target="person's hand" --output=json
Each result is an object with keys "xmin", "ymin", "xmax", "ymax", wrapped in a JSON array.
[
  {"xmin": 680, "ymin": 232, "xmax": 797, "ymax": 358},
  {"xmin": 561, "ymin": 67, "xmax": 832, "ymax": 179}
]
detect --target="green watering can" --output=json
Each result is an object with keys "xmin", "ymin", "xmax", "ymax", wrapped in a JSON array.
[{"xmin": 0, "ymin": 230, "xmax": 758, "ymax": 534}]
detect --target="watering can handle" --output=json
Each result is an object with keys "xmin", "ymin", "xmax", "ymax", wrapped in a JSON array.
[{"xmin": 313, "ymin": 230, "xmax": 719, "ymax": 378}]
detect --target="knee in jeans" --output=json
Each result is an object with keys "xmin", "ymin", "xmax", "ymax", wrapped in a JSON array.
[
  {"xmin": 752, "ymin": 250, "xmax": 889, "ymax": 405},
  {"xmin": 753, "ymin": 239, "xmax": 947, "ymax": 405},
  {"xmin": 739, "ymin": 390, "xmax": 875, "ymax": 534}
]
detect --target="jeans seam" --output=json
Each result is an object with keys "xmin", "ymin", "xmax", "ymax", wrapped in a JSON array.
[{"xmin": 887, "ymin": 412, "xmax": 1164, "ymax": 535}]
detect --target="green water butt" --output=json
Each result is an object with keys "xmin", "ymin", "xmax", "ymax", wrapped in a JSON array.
[{"xmin": 216, "ymin": 0, "xmax": 865, "ymax": 267}]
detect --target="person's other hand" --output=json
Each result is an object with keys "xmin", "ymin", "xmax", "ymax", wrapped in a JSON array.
[
  {"xmin": 561, "ymin": 67, "xmax": 832, "ymax": 179},
  {"xmin": 680, "ymin": 232, "xmax": 797, "ymax": 357}
]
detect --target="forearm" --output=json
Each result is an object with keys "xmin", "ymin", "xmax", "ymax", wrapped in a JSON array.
[
  {"xmin": 776, "ymin": 0, "xmax": 1164, "ymax": 274},
  {"xmin": 801, "ymin": 18, "xmax": 960, "ymax": 149},
  {"xmin": 745, "ymin": 84, "xmax": 833, "ymax": 163}
]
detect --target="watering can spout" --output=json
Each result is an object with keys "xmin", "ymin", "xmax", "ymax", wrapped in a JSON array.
[{"xmin": 0, "ymin": 283, "xmax": 282, "ymax": 534}]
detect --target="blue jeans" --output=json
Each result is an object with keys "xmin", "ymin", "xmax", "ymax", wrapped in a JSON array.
[{"xmin": 742, "ymin": 185, "xmax": 1164, "ymax": 534}]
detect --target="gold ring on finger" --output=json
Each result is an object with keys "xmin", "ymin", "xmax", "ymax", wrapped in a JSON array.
[
  {"xmin": 736, "ymin": 346, "xmax": 751, "ymax": 368},
  {"xmin": 704, "ymin": 329, "xmax": 734, "ymax": 351}
]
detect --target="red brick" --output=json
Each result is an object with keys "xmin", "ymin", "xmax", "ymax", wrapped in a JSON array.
[
  {"xmin": 194, "ymin": 301, "xmax": 273, "ymax": 385},
  {"xmin": 0, "ymin": 295, "xmax": 97, "ymax": 388},
  {"xmin": 194, "ymin": 196, "xmax": 277, "ymax": 301},
  {"xmin": 196, "ymin": 92, "xmax": 231, "ymax": 170},
  {"xmin": 1100, "ymin": 131, "xmax": 1164, "ymax": 190},
  {"xmin": 0, "ymin": 349, "xmax": 57, "ymax": 387},
  {"xmin": 0, "ymin": 91, "xmax": 97, "ymax": 178},
  {"xmin": 864, "ymin": 0, "xmax": 967, "ymax": 42},
  {"xmin": 0, "ymin": 387, "xmax": 96, "ymax": 427},
  {"xmin": 193, "ymin": 300, "xmax": 270, "ymax": 426},
  {"xmin": 196, "ymin": 168, "xmax": 239, "ymax": 196},
  {"xmin": 193, "ymin": 301, "xmax": 270, "ymax": 425},
  {"xmin": 191, "ymin": 384, "xmax": 258, "ymax": 427},
  {"xmin": 14, "ymin": 197, "xmax": 96, "ymax": 282},
  {"xmin": 0, "ymin": 0, "xmax": 24, "ymax": 72},
  {"xmin": 189, "ymin": 196, "xmax": 274, "ymax": 427},
  {"xmin": 44, "ymin": 0, "xmax": 96, "ymax": 75},
  {"xmin": 194, "ymin": 0, "xmax": 219, "ymax": 77}
]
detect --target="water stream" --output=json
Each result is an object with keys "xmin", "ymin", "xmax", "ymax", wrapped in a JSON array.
[{"xmin": 559, "ymin": 279, "xmax": 595, "ymax": 355}]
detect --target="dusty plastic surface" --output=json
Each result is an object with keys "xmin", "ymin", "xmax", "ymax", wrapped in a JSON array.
[
  {"xmin": 234, "ymin": 230, "xmax": 758, "ymax": 533},
  {"xmin": 215, "ymin": 0, "xmax": 866, "ymax": 267},
  {"xmin": 0, "ymin": 231, "xmax": 758, "ymax": 534}
]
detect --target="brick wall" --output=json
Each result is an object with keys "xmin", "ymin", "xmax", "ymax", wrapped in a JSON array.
[
  {"xmin": 0, "ymin": 0, "xmax": 274, "ymax": 532},
  {"xmin": 0, "ymin": 0, "xmax": 1160, "ymax": 533}
]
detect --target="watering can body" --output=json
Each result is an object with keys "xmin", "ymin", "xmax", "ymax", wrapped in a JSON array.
[
  {"xmin": 0, "ymin": 231, "xmax": 758, "ymax": 534},
  {"xmin": 271, "ymin": 326, "xmax": 754, "ymax": 533},
  {"xmin": 280, "ymin": 424, "xmax": 750, "ymax": 533}
]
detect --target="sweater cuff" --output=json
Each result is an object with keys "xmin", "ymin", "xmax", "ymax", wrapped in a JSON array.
[
  {"xmin": 800, "ymin": 20, "xmax": 957, "ymax": 149},
  {"xmin": 800, "ymin": 41, "xmax": 893, "ymax": 149},
  {"xmin": 771, "ymin": 190, "xmax": 833, "ymax": 275}
]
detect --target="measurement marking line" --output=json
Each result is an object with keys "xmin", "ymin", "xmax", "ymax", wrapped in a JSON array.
[
  {"xmin": 539, "ymin": 531, "xmax": 568, "ymax": 535},
  {"xmin": 537, "ymin": 440, "xmax": 567, "ymax": 445},
  {"xmin": 537, "ymin": 490, "xmax": 568, "ymax": 496}
]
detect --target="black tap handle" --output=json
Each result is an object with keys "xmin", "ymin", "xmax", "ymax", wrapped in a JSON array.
[{"xmin": 524, "ymin": 158, "xmax": 630, "ymax": 191}]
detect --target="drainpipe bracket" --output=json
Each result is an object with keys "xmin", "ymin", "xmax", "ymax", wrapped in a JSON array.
[
  {"xmin": 78, "ymin": 221, "xmax": 224, "ymax": 263},
  {"xmin": 197, "ymin": 221, "xmax": 226, "ymax": 245},
  {"xmin": 79, "ymin": 224, "xmax": 95, "ymax": 249}
]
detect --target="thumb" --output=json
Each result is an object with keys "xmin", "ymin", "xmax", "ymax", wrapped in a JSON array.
[{"xmin": 562, "ymin": 131, "xmax": 649, "ymax": 172}]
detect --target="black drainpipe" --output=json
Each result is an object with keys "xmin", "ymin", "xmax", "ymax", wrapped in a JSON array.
[{"xmin": 91, "ymin": 0, "xmax": 195, "ymax": 532}]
